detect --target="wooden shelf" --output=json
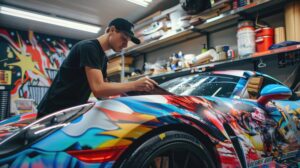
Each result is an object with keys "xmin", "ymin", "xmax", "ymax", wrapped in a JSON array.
[
  {"xmin": 128, "ymin": 28, "xmax": 198, "ymax": 53},
  {"xmin": 252, "ymin": 45, "xmax": 300, "ymax": 57},
  {"xmin": 195, "ymin": 0, "xmax": 287, "ymax": 32},
  {"xmin": 107, "ymin": 27, "xmax": 199, "ymax": 59}
]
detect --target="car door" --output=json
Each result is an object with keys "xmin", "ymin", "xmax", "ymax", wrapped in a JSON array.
[
  {"xmin": 255, "ymin": 75, "xmax": 300, "ymax": 164},
  {"xmin": 264, "ymin": 99, "xmax": 300, "ymax": 164},
  {"xmin": 239, "ymin": 74, "xmax": 300, "ymax": 166},
  {"xmin": 261, "ymin": 75, "xmax": 300, "ymax": 144}
]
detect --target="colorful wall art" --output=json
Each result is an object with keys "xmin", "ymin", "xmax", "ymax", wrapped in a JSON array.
[{"xmin": 0, "ymin": 27, "xmax": 77, "ymax": 114}]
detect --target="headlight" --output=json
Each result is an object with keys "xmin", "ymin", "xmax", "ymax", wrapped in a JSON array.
[{"xmin": 0, "ymin": 103, "xmax": 94, "ymax": 156}]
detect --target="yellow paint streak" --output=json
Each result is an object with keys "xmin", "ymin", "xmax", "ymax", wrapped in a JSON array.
[
  {"xmin": 136, "ymin": 113, "xmax": 160, "ymax": 123},
  {"xmin": 97, "ymin": 139, "xmax": 132, "ymax": 148},
  {"xmin": 244, "ymin": 133, "xmax": 263, "ymax": 151},
  {"xmin": 101, "ymin": 123, "xmax": 152, "ymax": 139},
  {"xmin": 159, "ymin": 133, "xmax": 166, "ymax": 140}
]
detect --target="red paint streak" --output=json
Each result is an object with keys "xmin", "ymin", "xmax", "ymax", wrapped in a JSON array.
[
  {"xmin": 67, "ymin": 146, "xmax": 127, "ymax": 163},
  {"xmin": 21, "ymin": 113, "xmax": 37, "ymax": 120},
  {"xmin": 165, "ymin": 96, "xmax": 213, "ymax": 112},
  {"xmin": 203, "ymin": 110, "xmax": 226, "ymax": 134}
]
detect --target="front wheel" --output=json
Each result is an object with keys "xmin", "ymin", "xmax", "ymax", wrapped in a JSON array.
[{"xmin": 118, "ymin": 130, "xmax": 216, "ymax": 168}]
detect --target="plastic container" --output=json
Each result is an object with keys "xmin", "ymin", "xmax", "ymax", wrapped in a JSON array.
[
  {"xmin": 15, "ymin": 98, "xmax": 36, "ymax": 114},
  {"xmin": 255, "ymin": 36, "xmax": 274, "ymax": 52},
  {"xmin": 237, "ymin": 26, "xmax": 256, "ymax": 57},
  {"xmin": 255, "ymin": 27, "xmax": 274, "ymax": 37}
]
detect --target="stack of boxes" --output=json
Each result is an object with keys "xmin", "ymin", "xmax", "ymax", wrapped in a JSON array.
[
  {"xmin": 285, "ymin": 0, "xmax": 300, "ymax": 41},
  {"xmin": 107, "ymin": 56, "xmax": 134, "ymax": 76},
  {"xmin": 134, "ymin": 11, "xmax": 171, "ymax": 46}
]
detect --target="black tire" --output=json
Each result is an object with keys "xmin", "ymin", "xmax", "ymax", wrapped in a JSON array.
[{"xmin": 119, "ymin": 130, "xmax": 216, "ymax": 168}]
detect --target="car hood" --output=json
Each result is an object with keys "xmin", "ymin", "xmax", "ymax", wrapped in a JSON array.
[{"xmin": 0, "ymin": 113, "xmax": 37, "ymax": 142}]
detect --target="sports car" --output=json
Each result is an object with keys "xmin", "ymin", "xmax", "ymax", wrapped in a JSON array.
[{"xmin": 0, "ymin": 70, "xmax": 299, "ymax": 168}]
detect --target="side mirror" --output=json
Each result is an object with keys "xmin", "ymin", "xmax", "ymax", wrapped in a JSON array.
[{"xmin": 257, "ymin": 84, "xmax": 292, "ymax": 105}]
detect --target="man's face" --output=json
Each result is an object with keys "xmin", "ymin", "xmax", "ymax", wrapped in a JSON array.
[{"xmin": 109, "ymin": 28, "xmax": 130, "ymax": 52}]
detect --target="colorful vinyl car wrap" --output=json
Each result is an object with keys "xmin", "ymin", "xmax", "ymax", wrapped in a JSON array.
[{"xmin": 0, "ymin": 71, "xmax": 299, "ymax": 168}]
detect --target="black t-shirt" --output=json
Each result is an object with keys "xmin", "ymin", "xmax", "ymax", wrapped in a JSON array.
[{"xmin": 37, "ymin": 39, "xmax": 107, "ymax": 118}]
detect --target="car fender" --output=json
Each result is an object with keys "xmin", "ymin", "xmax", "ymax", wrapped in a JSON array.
[{"xmin": 30, "ymin": 95, "xmax": 243, "ymax": 166}]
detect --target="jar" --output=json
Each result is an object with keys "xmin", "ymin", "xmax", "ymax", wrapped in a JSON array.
[{"xmin": 237, "ymin": 25, "xmax": 255, "ymax": 57}]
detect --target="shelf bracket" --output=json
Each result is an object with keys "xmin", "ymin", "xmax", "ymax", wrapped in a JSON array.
[
  {"xmin": 142, "ymin": 53, "xmax": 147, "ymax": 72},
  {"xmin": 191, "ymin": 28, "xmax": 207, "ymax": 34},
  {"xmin": 253, "ymin": 59, "xmax": 259, "ymax": 72},
  {"xmin": 191, "ymin": 28, "xmax": 210, "ymax": 49},
  {"xmin": 121, "ymin": 51, "xmax": 125, "ymax": 82}
]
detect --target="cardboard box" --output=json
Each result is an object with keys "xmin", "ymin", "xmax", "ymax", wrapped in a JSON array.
[
  {"xmin": 108, "ymin": 56, "xmax": 133, "ymax": 65},
  {"xmin": 275, "ymin": 27, "xmax": 286, "ymax": 44},
  {"xmin": 107, "ymin": 66, "xmax": 132, "ymax": 75},
  {"xmin": 136, "ymin": 11, "xmax": 161, "ymax": 25},
  {"xmin": 285, "ymin": 0, "xmax": 300, "ymax": 41}
]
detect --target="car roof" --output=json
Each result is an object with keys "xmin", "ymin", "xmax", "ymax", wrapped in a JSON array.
[
  {"xmin": 211, "ymin": 70, "xmax": 255, "ymax": 78},
  {"xmin": 212, "ymin": 70, "xmax": 284, "ymax": 85}
]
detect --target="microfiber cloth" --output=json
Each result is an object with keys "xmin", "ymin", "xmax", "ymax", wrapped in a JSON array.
[{"xmin": 269, "ymin": 41, "xmax": 300, "ymax": 50}]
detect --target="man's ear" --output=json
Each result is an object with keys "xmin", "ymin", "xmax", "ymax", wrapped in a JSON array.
[
  {"xmin": 106, "ymin": 26, "xmax": 116, "ymax": 33},
  {"xmin": 105, "ymin": 27, "xmax": 110, "ymax": 33}
]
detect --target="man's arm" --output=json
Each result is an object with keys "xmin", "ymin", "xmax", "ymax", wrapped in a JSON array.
[{"xmin": 85, "ymin": 67, "xmax": 157, "ymax": 97}]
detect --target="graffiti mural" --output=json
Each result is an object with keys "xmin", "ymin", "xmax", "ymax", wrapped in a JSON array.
[{"xmin": 0, "ymin": 27, "xmax": 77, "ymax": 113}]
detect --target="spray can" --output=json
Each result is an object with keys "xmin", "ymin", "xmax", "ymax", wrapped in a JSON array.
[
  {"xmin": 227, "ymin": 49, "xmax": 235, "ymax": 60},
  {"xmin": 201, "ymin": 44, "xmax": 208, "ymax": 53}
]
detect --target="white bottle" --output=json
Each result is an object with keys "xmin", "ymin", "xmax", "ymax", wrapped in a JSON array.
[{"xmin": 237, "ymin": 24, "xmax": 255, "ymax": 58}]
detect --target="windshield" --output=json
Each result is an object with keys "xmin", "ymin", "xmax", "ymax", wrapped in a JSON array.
[{"xmin": 160, "ymin": 74, "xmax": 241, "ymax": 97}]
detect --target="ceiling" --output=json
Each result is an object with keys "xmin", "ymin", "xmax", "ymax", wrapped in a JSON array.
[{"xmin": 0, "ymin": 0, "xmax": 179, "ymax": 40}]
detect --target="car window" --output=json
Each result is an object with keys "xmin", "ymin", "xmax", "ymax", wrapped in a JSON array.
[
  {"xmin": 260, "ymin": 76, "xmax": 281, "ymax": 92},
  {"xmin": 160, "ymin": 74, "xmax": 240, "ymax": 97},
  {"xmin": 261, "ymin": 75, "xmax": 300, "ymax": 100},
  {"xmin": 241, "ymin": 75, "xmax": 297, "ymax": 100}
]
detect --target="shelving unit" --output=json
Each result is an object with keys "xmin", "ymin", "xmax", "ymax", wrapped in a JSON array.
[
  {"xmin": 108, "ymin": 27, "xmax": 200, "ymax": 59},
  {"xmin": 108, "ymin": 0, "xmax": 294, "ymax": 82},
  {"xmin": 108, "ymin": 0, "xmax": 287, "ymax": 59},
  {"xmin": 252, "ymin": 44, "xmax": 300, "ymax": 57},
  {"xmin": 127, "ymin": 44, "xmax": 300, "ymax": 83}
]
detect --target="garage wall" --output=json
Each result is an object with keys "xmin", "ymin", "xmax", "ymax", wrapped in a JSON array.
[
  {"xmin": 0, "ymin": 26, "xmax": 77, "ymax": 113},
  {"xmin": 134, "ymin": 35, "xmax": 207, "ymax": 70},
  {"xmin": 209, "ymin": 12, "xmax": 285, "ymax": 51},
  {"xmin": 209, "ymin": 12, "xmax": 298, "ymax": 85}
]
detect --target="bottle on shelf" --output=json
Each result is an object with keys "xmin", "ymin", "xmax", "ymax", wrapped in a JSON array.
[
  {"xmin": 201, "ymin": 44, "xmax": 208, "ymax": 53},
  {"xmin": 237, "ymin": 20, "xmax": 256, "ymax": 58}
]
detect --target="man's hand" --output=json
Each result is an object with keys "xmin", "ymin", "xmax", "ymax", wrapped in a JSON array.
[
  {"xmin": 85, "ymin": 67, "xmax": 158, "ymax": 97},
  {"xmin": 133, "ymin": 76, "xmax": 158, "ymax": 92}
]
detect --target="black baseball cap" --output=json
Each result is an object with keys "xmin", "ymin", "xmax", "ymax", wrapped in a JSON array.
[{"xmin": 108, "ymin": 18, "xmax": 141, "ymax": 44}]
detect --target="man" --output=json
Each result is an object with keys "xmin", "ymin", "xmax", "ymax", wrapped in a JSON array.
[{"xmin": 37, "ymin": 18, "xmax": 157, "ymax": 118}]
